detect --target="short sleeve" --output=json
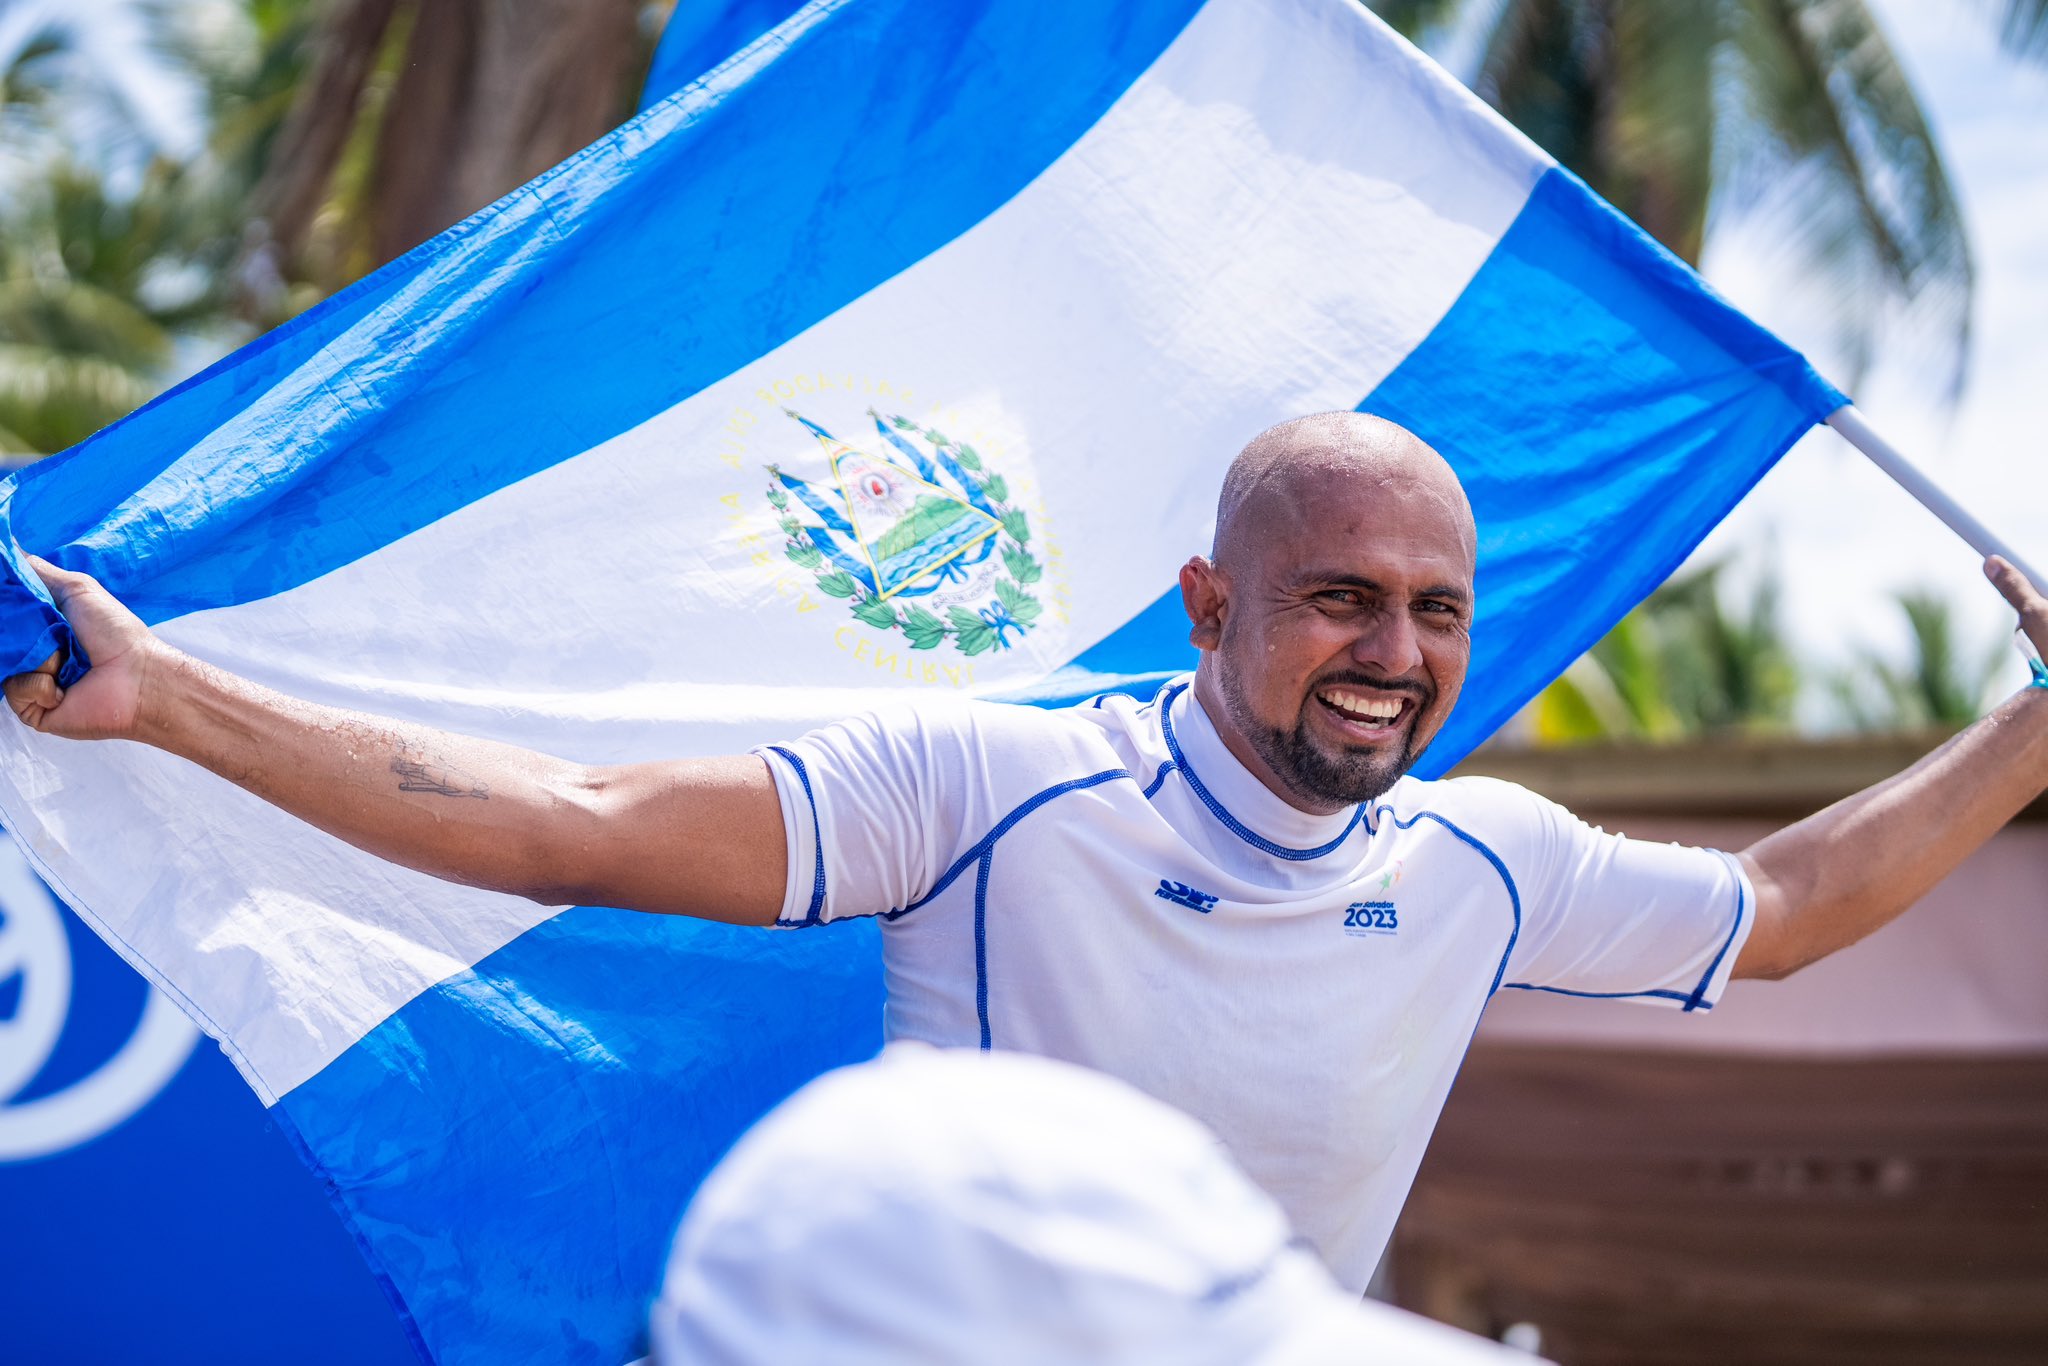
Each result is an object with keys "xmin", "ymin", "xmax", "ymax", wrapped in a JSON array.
[
  {"xmin": 1460, "ymin": 778, "xmax": 1754, "ymax": 1011},
  {"xmin": 754, "ymin": 700, "xmax": 1026, "ymax": 928}
]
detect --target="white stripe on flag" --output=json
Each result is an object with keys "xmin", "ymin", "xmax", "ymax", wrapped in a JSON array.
[{"xmin": 4, "ymin": 0, "xmax": 1551, "ymax": 1102}]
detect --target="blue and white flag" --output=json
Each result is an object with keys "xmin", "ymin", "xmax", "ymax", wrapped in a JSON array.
[{"xmin": 0, "ymin": 1, "xmax": 1840, "ymax": 1361}]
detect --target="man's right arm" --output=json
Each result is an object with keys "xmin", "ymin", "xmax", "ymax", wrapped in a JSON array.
[{"xmin": 1, "ymin": 558, "xmax": 787, "ymax": 925}]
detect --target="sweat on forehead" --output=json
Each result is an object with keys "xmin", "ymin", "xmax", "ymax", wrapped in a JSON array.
[{"xmin": 1211, "ymin": 412, "xmax": 1473, "ymax": 563}]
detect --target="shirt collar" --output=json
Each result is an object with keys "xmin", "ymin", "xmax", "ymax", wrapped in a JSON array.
[{"xmin": 1162, "ymin": 681, "xmax": 1366, "ymax": 860}]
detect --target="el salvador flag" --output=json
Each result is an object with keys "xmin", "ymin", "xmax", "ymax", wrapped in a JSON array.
[{"xmin": 0, "ymin": 1, "xmax": 1840, "ymax": 1362}]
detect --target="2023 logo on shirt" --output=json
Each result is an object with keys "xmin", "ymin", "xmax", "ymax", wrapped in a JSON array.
[{"xmin": 1342, "ymin": 901, "xmax": 1400, "ymax": 936}]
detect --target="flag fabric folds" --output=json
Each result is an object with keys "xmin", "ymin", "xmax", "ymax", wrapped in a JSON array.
[{"xmin": 0, "ymin": 1, "xmax": 1840, "ymax": 1362}]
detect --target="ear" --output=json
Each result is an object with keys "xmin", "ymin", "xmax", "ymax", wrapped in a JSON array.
[{"xmin": 1179, "ymin": 556, "xmax": 1227, "ymax": 651}]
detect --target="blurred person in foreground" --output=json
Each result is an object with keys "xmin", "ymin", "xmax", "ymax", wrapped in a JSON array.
[
  {"xmin": 12, "ymin": 411, "xmax": 2048, "ymax": 1290},
  {"xmin": 649, "ymin": 1044, "xmax": 1538, "ymax": 1365}
]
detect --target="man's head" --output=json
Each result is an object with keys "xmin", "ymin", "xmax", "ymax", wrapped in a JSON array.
[{"xmin": 1181, "ymin": 412, "xmax": 1476, "ymax": 814}]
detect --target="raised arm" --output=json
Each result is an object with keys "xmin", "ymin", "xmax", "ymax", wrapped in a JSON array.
[
  {"xmin": 1733, "ymin": 556, "xmax": 2048, "ymax": 979},
  {"xmin": 2, "ymin": 559, "xmax": 786, "ymax": 924}
]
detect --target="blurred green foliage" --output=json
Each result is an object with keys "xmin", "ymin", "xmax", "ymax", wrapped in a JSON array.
[
  {"xmin": 1833, "ymin": 586, "xmax": 2007, "ymax": 729},
  {"xmin": 1532, "ymin": 563, "xmax": 2007, "ymax": 742},
  {"xmin": 1368, "ymin": 0, "xmax": 1976, "ymax": 393},
  {"xmin": 1532, "ymin": 561, "xmax": 1801, "ymax": 743}
]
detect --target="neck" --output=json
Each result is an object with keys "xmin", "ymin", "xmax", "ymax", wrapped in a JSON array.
[{"xmin": 1190, "ymin": 662, "xmax": 1349, "ymax": 818}]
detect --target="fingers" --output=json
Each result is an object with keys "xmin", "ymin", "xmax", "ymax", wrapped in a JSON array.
[
  {"xmin": 3, "ymin": 666, "xmax": 63, "ymax": 731},
  {"xmin": 24, "ymin": 554, "xmax": 92, "ymax": 611},
  {"xmin": 1986, "ymin": 556, "xmax": 2048, "ymax": 659},
  {"xmin": 1986, "ymin": 555, "xmax": 2046, "ymax": 612}
]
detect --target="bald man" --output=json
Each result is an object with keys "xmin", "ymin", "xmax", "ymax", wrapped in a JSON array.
[{"xmin": 12, "ymin": 411, "xmax": 2048, "ymax": 1290}]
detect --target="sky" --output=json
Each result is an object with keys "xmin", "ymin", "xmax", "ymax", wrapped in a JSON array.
[{"xmin": 1693, "ymin": 0, "xmax": 2048, "ymax": 708}]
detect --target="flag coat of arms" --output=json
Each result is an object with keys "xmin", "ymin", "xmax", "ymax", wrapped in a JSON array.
[{"xmin": 0, "ymin": 0, "xmax": 1839, "ymax": 1361}]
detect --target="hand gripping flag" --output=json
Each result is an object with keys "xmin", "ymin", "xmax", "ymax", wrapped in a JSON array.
[{"xmin": 0, "ymin": 1, "xmax": 1841, "ymax": 1361}]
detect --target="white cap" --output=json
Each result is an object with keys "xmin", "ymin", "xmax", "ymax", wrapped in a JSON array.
[{"xmin": 649, "ymin": 1045, "xmax": 1538, "ymax": 1366}]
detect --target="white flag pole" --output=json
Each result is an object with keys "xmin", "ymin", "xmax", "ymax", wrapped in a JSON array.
[{"xmin": 1825, "ymin": 405, "xmax": 2047, "ymax": 591}]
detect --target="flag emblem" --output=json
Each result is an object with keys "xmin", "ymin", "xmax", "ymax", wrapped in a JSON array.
[{"xmin": 765, "ymin": 406, "xmax": 1045, "ymax": 656}]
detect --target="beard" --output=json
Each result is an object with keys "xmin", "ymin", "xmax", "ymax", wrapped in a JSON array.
[{"xmin": 1216, "ymin": 663, "xmax": 1431, "ymax": 808}]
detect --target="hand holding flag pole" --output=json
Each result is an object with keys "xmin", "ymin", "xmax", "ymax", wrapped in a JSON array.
[{"xmin": 1824, "ymin": 406, "xmax": 2048, "ymax": 676}]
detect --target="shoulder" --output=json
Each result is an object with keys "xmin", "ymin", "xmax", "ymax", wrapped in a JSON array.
[
  {"xmin": 793, "ymin": 694, "xmax": 1126, "ymax": 790},
  {"xmin": 1373, "ymin": 773, "xmax": 1585, "ymax": 861}
]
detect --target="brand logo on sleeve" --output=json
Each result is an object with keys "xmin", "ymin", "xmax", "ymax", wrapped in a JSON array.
[
  {"xmin": 1342, "ymin": 901, "xmax": 1399, "ymax": 936},
  {"xmin": 1155, "ymin": 879, "xmax": 1221, "ymax": 913}
]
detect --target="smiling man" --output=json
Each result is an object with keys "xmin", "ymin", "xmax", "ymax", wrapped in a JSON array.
[{"xmin": 11, "ymin": 410, "xmax": 2048, "ymax": 1292}]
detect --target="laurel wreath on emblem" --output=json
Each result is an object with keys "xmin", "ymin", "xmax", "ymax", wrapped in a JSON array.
[{"xmin": 766, "ymin": 408, "xmax": 1043, "ymax": 656}]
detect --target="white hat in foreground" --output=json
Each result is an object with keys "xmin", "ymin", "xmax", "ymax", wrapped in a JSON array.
[{"xmin": 650, "ymin": 1045, "xmax": 1541, "ymax": 1365}]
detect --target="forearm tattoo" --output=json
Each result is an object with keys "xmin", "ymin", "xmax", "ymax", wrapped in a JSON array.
[{"xmin": 392, "ymin": 748, "xmax": 490, "ymax": 799}]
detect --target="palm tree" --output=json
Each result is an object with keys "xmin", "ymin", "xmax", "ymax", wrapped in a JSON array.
[
  {"xmin": 1367, "ymin": 0, "xmax": 1973, "ymax": 391},
  {"xmin": 0, "ymin": 0, "xmax": 210, "ymax": 178},
  {"xmin": 1834, "ymin": 587, "xmax": 2005, "ymax": 730},
  {"xmin": 249, "ymin": 0, "xmax": 651, "ymax": 289},
  {"xmin": 0, "ymin": 162, "xmax": 233, "ymax": 456},
  {"xmin": 1994, "ymin": 0, "xmax": 2048, "ymax": 61},
  {"xmin": 1531, "ymin": 561, "xmax": 1799, "ymax": 742},
  {"xmin": 0, "ymin": 4, "xmax": 244, "ymax": 456},
  {"xmin": 0, "ymin": 0, "xmax": 671, "ymax": 459}
]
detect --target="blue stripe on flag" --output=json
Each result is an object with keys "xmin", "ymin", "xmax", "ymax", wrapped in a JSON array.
[
  {"xmin": 1019, "ymin": 166, "xmax": 1843, "ymax": 770},
  {"xmin": 0, "ymin": 0, "xmax": 1205, "ymax": 672},
  {"xmin": 1372, "ymin": 166, "xmax": 1841, "ymax": 770},
  {"xmin": 638, "ymin": 0, "xmax": 810, "ymax": 113},
  {"xmin": 276, "ymin": 908, "xmax": 883, "ymax": 1366}
]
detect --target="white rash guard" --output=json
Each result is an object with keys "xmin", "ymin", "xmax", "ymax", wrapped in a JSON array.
[{"xmin": 757, "ymin": 678, "xmax": 1752, "ymax": 1290}]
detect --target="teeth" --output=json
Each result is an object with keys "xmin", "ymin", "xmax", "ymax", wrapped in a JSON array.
[{"xmin": 1321, "ymin": 687, "xmax": 1404, "ymax": 722}]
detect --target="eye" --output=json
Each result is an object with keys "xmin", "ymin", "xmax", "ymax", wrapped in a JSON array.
[
  {"xmin": 1414, "ymin": 598, "xmax": 1468, "ymax": 624},
  {"xmin": 1317, "ymin": 588, "xmax": 1364, "ymax": 606}
]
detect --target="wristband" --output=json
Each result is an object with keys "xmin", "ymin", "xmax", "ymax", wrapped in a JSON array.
[{"xmin": 2016, "ymin": 625, "xmax": 2048, "ymax": 690}]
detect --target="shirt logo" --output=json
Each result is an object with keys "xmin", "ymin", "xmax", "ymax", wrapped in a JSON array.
[
  {"xmin": 1342, "ymin": 901, "xmax": 1399, "ymax": 936},
  {"xmin": 1155, "ymin": 879, "xmax": 1221, "ymax": 913}
]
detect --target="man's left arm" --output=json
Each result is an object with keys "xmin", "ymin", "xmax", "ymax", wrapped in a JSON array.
[{"xmin": 1734, "ymin": 556, "xmax": 2048, "ymax": 980}]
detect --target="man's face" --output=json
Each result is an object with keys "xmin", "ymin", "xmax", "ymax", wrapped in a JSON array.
[{"xmin": 1194, "ymin": 467, "xmax": 1474, "ymax": 813}]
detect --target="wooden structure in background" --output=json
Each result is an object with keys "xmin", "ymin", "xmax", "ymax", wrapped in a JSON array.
[
  {"xmin": 1391, "ymin": 734, "xmax": 2048, "ymax": 1364},
  {"xmin": 1395, "ymin": 1048, "xmax": 2048, "ymax": 1365}
]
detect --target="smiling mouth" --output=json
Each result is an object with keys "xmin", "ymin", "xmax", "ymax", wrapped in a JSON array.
[{"xmin": 1314, "ymin": 685, "xmax": 1415, "ymax": 734}]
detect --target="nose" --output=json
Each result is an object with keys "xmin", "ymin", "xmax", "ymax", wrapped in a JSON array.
[{"xmin": 1352, "ymin": 606, "xmax": 1424, "ymax": 678}]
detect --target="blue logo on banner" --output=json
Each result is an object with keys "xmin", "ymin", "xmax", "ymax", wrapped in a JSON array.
[
  {"xmin": 0, "ymin": 838, "xmax": 415, "ymax": 1363},
  {"xmin": 0, "ymin": 843, "xmax": 199, "ymax": 1160}
]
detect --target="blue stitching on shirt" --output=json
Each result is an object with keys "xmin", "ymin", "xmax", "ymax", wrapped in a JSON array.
[
  {"xmin": 1140, "ymin": 760, "xmax": 1178, "ymax": 800},
  {"xmin": 1370, "ymin": 805, "xmax": 1521, "ymax": 996},
  {"xmin": 886, "ymin": 767, "xmax": 1134, "ymax": 919},
  {"xmin": 766, "ymin": 745, "xmax": 827, "ymax": 927},
  {"xmin": 1685, "ymin": 850, "xmax": 1751, "ymax": 1012},
  {"xmin": 974, "ymin": 848, "xmax": 996, "ymax": 1049},
  {"xmin": 1157, "ymin": 683, "xmax": 1366, "ymax": 861},
  {"xmin": 1500, "ymin": 982, "xmax": 1695, "ymax": 1005}
]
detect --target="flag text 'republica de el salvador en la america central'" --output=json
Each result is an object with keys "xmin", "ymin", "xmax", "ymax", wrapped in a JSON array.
[{"xmin": 0, "ymin": 0, "xmax": 1840, "ymax": 1361}]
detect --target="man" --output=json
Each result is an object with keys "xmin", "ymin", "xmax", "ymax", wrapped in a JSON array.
[{"xmin": 9, "ymin": 411, "xmax": 2047, "ymax": 1291}]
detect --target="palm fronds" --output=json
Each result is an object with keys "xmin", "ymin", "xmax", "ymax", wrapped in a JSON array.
[
  {"xmin": 1366, "ymin": 0, "xmax": 1973, "ymax": 393},
  {"xmin": 1993, "ymin": 0, "xmax": 2048, "ymax": 62},
  {"xmin": 1530, "ymin": 561, "xmax": 1799, "ymax": 743},
  {"xmin": 1835, "ymin": 587, "xmax": 2005, "ymax": 729}
]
